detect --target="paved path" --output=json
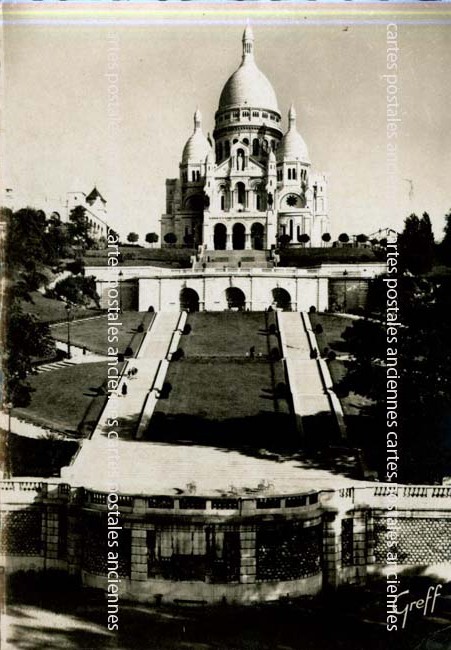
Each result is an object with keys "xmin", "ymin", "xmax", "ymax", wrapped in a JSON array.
[
  {"xmin": 65, "ymin": 311, "xmax": 183, "ymax": 485},
  {"xmin": 278, "ymin": 312, "xmax": 333, "ymax": 433},
  {"xmin": 92, "ymin": 311, "xmax": 181, "ymax": 439}
]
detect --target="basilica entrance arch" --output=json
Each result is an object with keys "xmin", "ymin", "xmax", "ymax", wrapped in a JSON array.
[
  {"xmin": 251, "ymin": 222, "xmax": 264, "ymax": 250},
  {"xmin": 214, "ymin": 223, "xmax": 227, "ymax": 250},
  {"xmin": 226, "ymin": 287, "xmax": 246, "ymax": 311},
  {"xmin": 272, "ymin": 288, "xmax": 292, "ymax": 311},
  {"xmin": 180, "ymin": 288, "xmax": 200, "ymax": 312},
  {"xmin": 232, "ymin": 223, "xmax": 245, "ymax": 250}
]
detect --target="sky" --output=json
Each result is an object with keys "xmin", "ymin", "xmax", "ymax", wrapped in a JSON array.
[{"xmin": 3, "ymin": 4, "xmax": 451, "ymax": 241}]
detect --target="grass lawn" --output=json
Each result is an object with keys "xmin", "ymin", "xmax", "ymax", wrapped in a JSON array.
[
  {"xmin": 12, "ymin": 362, "xmax": 119, "ymax": 435},
  {"xmin": 183, "ymin": 312, "xmax": 276, "ymax": 357},
  {"xmin": 50, "ymin": 312, "xmax": 154, "ymax": 356},
  {"xmin": 20, "ymin": 292, "xmax": 102, "ymax": 324},
  {"xmin": 150, "ymin": 311, "xmax": 294, "ymax": 448},
  {"xmin": 151, "ymin": 357, "xmax": 294, "ymax": 447},
  {"xmin": 309, "ymin": 312, "xmax": 353, "ymax": 355}
]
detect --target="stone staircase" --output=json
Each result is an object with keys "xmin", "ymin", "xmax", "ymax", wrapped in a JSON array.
[{"xmin": 35, "ymin": 359, "xmax": 76, "ymax": 374}]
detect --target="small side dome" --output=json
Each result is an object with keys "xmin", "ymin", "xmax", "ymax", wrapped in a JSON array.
[
  {"xmin": 277, "ymin": 105, "xmax": 310, "ymax": 163},
  {"xmin": 182, "ymin": 109, "xmax": 212, "ymax": 164}
]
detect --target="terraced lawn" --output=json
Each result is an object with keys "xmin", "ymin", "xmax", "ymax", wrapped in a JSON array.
[
  {"xmin": 308, "ymin": 312, "xmax": 352, "ymax": 355},
  {"xmin": 12, "ymin": 362, "xmax": 120, "ymax": 435},
  {"xmin": 51, "ymin": 312, "xmax": 154, "ymax": 356},
  {"xmin": 150, "ymin": 312, "xmax": 295, "ymax": 448},
  {"xmin": 182, "ymin": 311, "xmax": 276, "ymax": 357}
]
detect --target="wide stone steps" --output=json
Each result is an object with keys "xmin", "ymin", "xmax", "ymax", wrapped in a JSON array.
[
  {"xmin": 35, "ymin": 360, "xmax": 76, "ymax": 374},
  {"xmin": 278, "ymin": 312, "xmax": 332, "ymax": 422}
]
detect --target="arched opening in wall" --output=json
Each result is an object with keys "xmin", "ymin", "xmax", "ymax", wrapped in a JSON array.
[
  {"xmin": 224, "ymin": 141, "xmax": 230, "ymax": 158},
  {"xmin": 272, "ymin": 288, "xmax": 292, "ymax": 311},
  {"xmin": 236, "ymin": 182, "xmax": 246, "ymax": 208},
  {"xmin": 226, "ymin": 287, "xmax": 246, "ymax": 311},
  {"xmin": 214, "ymin": 223, "xmax": 227, "ymax": 250},
  {"xmin": 217, "ymin": 142, "xmax": 223, "ymax": 162},
  {"xmin": 232, "ymin": 222, "xmax": 245, "ymax": 250},
  {"xmin": 252, "ymin": 139, "xmax": 260, "ymax": 156},
  {"xmin": 180, "ymin": 288, "xmax": 200, "ymax": 312},
  {"xmin": 251, "ymin": 222, "xmax": 264, "ymax": 250}
]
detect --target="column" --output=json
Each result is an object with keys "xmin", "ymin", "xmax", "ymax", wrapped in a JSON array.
[
  {"xmin": 353, "ymin": 511, "xmax": 368, "ymax": 584},
  {"xmin": 226, "ymin": 233, "xmax": 233, "ymax": 251},
  {"xmin": 322, "ymin": 511, "xmax": 342, "ymax": 590},
  {"xmin": 245, "ymin": 232, "xmax": 252, "ymax": 250},
  {"xmin": 130, "ymin": 526, "xmax": 148, "ymax": 582},
  {"xmin": 239, "ymin": 525, "xmax": 256, "ymax": 585},
  {"xmin": 44, "ymin": 505, "xmax": 60, "ymax": 562},
  {"xmin": 67, "ymin": 502, "xmax": 83, "ymax": 575}
]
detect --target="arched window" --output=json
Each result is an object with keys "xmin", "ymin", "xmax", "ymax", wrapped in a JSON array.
[
  {"xmin": 292, "ymin": 168, "xmax": 297, "ymax": 180},
  {"xmin": 256, "ymin": 194, "xmax": 261, "ymax": 211},
  {"xmin": 288, "ymin": 169, "xmax": 292, "ymax": 181},
  {"xmin": 192, "ymin": 171, "xmax": 196, "ymax": 182},
  {"xmin": 217, "ymin": 142, "xmax": 223, "ymax": 161},
  {"xmin": 221, "ymin": 195, "xmax": 225, "ymax": 210},
  {"xmin": 243, "ymin": 138, "xmax": 249, "ymax": 146},
  {"xmin": 236, "ymin": 182, "xmax": 246, "ymax": 206},
  {"xmin": 252, "ymin": 139, "xmax": 259, "ymax": 156}
]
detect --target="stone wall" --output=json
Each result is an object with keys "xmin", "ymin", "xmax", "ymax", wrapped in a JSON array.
[{"xmin": 1, "ymin": 480, "xmax": 450, "ymax": 604}]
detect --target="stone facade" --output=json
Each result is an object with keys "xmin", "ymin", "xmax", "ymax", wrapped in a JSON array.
[
  {"xmin": 86, "ymin": 263, "xmax": 386, "ymax": 313},
  {"xmin": 2, "ymin": 481, "xmax": 451, "ymax": 605},
  {"xmin": 161, "ymin": 28, "xmax": 329, "ymax": 251}
]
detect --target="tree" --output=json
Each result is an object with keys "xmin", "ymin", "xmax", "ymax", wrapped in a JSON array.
[
  {"xmin": 67, "ymin": 205, "xmax": 94, "ymax": 253},
  {"xmin": 5, "ymin": 303, "xmax": 55, "ymax": 405},
  {"xmin": 340, "ymin": 278, "xmax": 451, "ymax": 483},
  {"xmin": 322, "ymin": 233, "xmax": 331, "ymax": 247},
  {"xmin": 399, "ymin": 212, "xmax": 435, "ymax": 274},
  {"xmin": 338, "ymin": 233, "xmax": 350, "ymax": 244},
  {"xmin": 127, "ymin": 232, "xmax": 139, "ymax": 244},
  {"xmin": 145, "ymin": 232, "xmax": 159, "ymax": 246},
  {"xmin": 298, "ymin": 233, "xmax": 310, "ymax": 247},
  {"xmin": 356, "ymin": 234, "xmax": 368, "ymax": 245},
  {"xmin": 164, "ymin": 232, "xmax": 177, "ymax": 245},
  {"xmin": 53, "ymin": 275, "xmax": 99, "ymax": 307},
  {"xmin": 277, "ymin": 234, "xmax": 292, "ymax": 248},
  {"xmin": 439, "ymin": 209, "xmax": 451, "ymax": 264}
]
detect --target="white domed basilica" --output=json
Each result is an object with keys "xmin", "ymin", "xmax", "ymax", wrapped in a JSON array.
[{"xmin": 161, "ymin": 27, "xmax": 329, "ymax": 251}]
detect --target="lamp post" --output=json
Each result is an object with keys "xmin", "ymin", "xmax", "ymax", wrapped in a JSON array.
[
  {"xmin": 119, "ymin": 270, "xmax": 123, "ymax": 313},
  {"xmin": 343, "ymin": 270, "xmax": 348, "ymax": 313},
  {"xmin": 65, "ymin": 303, "xmax": 72, "ymax": 359}
]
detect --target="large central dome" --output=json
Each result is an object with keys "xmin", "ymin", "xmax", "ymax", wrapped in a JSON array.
[{"xmin": 218, "ymin": 27, "xmax": 279, "ymax": 112}]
